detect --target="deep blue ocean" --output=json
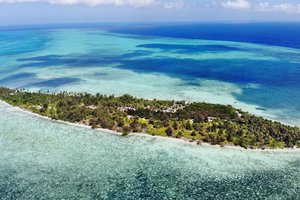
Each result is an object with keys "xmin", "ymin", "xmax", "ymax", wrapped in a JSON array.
[
  {"xmin": 2, "ymin": 22, "xmax": 300, "ymax": 48},
  {"xmin": 111, "ymin": 23, "xmax": 300, "ymax": 49}
]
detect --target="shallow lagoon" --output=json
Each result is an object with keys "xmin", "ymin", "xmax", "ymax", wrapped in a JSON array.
[
  {"xmin": 0, "ymin": 102, "xmax": 300, "ymax": 199},
  {"xmin": 0, "ymin": 25, "xmax": 300, "ymax": 126}
]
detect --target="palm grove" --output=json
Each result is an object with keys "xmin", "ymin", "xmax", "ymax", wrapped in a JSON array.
[{"xmin": 0, "ymin": 87, "xmax": 299, "ymax": 149}]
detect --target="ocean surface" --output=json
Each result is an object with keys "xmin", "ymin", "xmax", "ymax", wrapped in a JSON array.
[
  {"xmin": 0, "ymin": 23, "xmax": 300, "ymax": 199},
  {"xmin": 0, "ymin": 102, "xmax": 299, "ymax": 199},
  {"xmin": 1, "ymin": 23, "xmax": 300, "ymax": 126}
]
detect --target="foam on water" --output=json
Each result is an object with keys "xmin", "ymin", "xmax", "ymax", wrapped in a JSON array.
[{"xmin": 0, "ymin": 102, "xmax": 299, "ymax": 199}]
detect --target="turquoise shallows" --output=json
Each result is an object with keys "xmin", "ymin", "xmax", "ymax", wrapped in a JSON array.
[
  {"xmin": 0, "ymin": 102, "xmax": 299, "ymax": 199},
  {"xmin": 1, "ymin": 27, "xmax": 300, "ymax": 126}
]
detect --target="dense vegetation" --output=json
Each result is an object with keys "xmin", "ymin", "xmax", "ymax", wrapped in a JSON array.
[{"xmin": 0, "ymin": 87, "xmax": 299, "ymax": 149}]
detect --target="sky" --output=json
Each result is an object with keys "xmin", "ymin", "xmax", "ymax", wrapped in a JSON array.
[{"xmin": 0, "ymin": 0, "xmax": 300, "ymax": 25}]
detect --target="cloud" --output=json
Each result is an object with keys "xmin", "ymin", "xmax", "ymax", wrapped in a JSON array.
[
  {"xmin": 221, "ymin": 1, "xmax": 300, "ymax": 13},
  {"xmin": 0, "ymin": 0, "xmax": 160, "ymax": 7},
  {"xmin": 164, "ymin": 0, "xmax": 184, "ymax": 9},
  {"xmin": 255, "ymin": 2, "xmax": 270, "ymax": 11},
  {"xmin": 255, "ymin": 2, "xmax": 300, "ymax": 13},
  {"xmin": 222, "ymin": 0, "xmax": 251, "ymax": 10},
  {"xmin": 273, "ymin": 3, "xmax": 296, "ymax": 13}
]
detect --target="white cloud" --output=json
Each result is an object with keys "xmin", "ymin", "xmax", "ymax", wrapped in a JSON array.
[
  {"xmin": 255, "ymin": 2, "xmax": 270, "ymax": 11},
  {"xmin": 221, "ymin": 0, "xmax": 300, "ymax": 13},
  {"xmin": 164, "ymin": 0, "xmax": 184, "ymax": 9},
  {"xmin": 222, "ymin": 0, "xmax": 251, "ymax": 10},
  {"xmin": 255, "ymin": 2, "xmax": 300, "ymax": 13},
  {"xmin": 273, "ymin": 3, "xmax": 294, "ymax": 13},
  {"xmin": 0, "ymin": 0, "xmax": 160, "ymax": 7}
]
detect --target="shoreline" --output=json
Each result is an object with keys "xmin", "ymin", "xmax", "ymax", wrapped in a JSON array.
[{"xmin": 1, "ymin": 100, "xmax": 299, "ymax": 153}]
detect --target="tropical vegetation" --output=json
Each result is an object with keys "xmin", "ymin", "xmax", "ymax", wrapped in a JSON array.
[{"xmin": 0, "ymin": 87, "xmax": 299, "ymax": 149}]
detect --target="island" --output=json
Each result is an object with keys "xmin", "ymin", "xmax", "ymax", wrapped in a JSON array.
[{"xmin": 0, "ymin": 87, "xmax": 299, "ymax": 149}]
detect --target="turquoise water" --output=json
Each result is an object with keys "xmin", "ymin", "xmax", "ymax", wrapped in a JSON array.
[
  {"xmin": 0, "ymin": 102, "xmax": 299, "ymax": 199},
  {"xmin": 1, "ymin": 24, "xmax": 300, "ymax": 199},
  {"xmin": 0, "ymin": 26, "xmax": 300, "ymax": 126}
]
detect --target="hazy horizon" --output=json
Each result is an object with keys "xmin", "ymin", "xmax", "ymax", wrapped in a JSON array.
[{"xmin": 1, "ymin": 0, "xmax": 300, "ymax": 25}]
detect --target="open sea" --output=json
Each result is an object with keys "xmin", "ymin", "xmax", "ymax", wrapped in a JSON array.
[{"xmin": 0, "ymin": 23, "xmax": 300, "ymax": 199}]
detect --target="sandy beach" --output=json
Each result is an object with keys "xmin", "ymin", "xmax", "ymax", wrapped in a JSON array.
[{"xmin": 1, "ymin": 100, "xmax": 299, "ymax": 153}]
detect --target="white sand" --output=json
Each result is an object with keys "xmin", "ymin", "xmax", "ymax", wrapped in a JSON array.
[{"xmin": 1, "ymin": 100, "xmax": 299, "ymax": 153}]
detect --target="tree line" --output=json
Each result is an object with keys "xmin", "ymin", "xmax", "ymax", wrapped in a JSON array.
[{"xmin": 0, "ymin": 87, "xmax": 299, "ymax": 149}]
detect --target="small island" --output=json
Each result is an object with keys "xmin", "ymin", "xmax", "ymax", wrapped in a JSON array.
[{"xmin": 0, "ymin": 87, "xmax": 299, "ymax": 149}]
